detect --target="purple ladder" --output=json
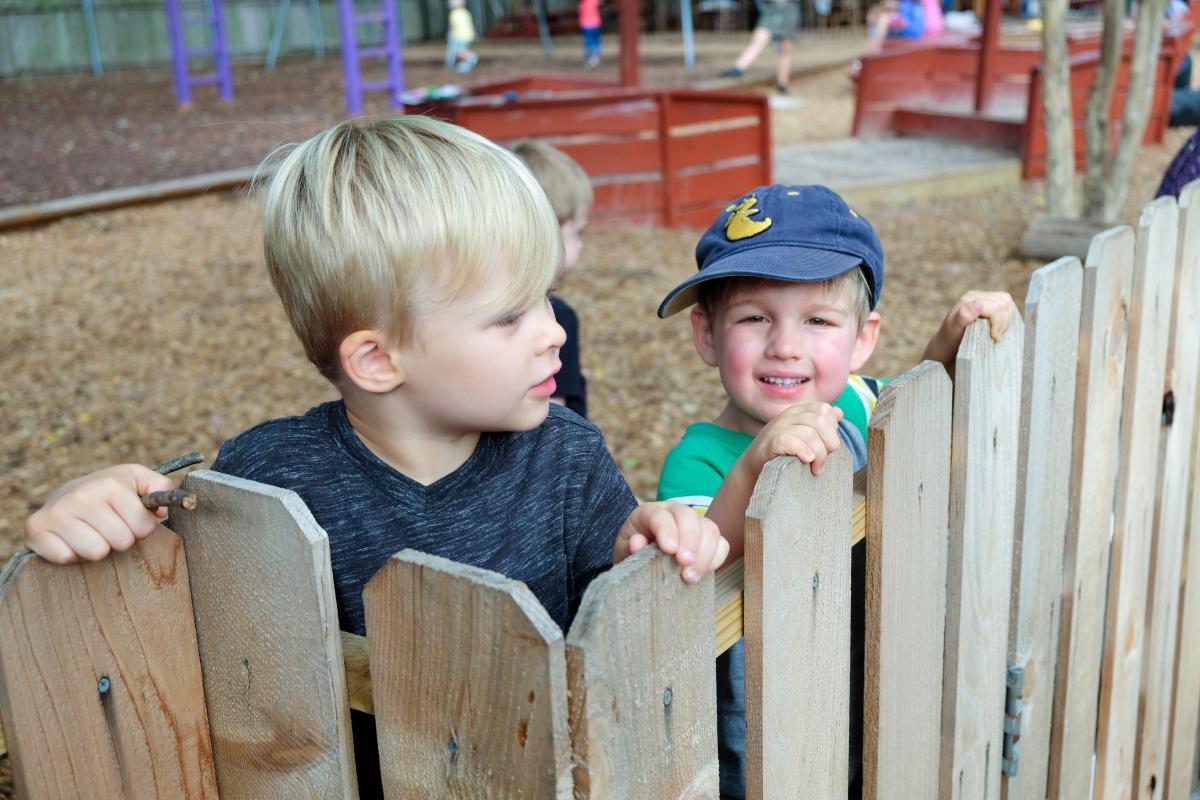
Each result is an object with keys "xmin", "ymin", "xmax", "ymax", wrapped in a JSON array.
[
  {"xmin": 164, "ymin": 0, "xmax": 234, "ymax": 104},
  {"xmin": 338, "ymin": 0, "xmax": 404, "ymax": 115}
]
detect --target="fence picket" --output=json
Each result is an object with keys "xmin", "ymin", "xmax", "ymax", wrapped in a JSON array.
[
  {"xmin": 941, "ymin": 314, "xmax": 1024, "ymax": 800},
  {"xmin": 1047, "ymin": 225, "xmax": 1135, "ymax": 800},
  {"xmin": 744, "ymin": 449, "xmax": 853, "ymax": 799},
  {"xmin": 364, "ymin": 549, "xmax": 572, "ymax": 798},
  {"xmin": 1095, "ymin": 197, "xmax": 1179, "ymax": 800},
  {"xmin": 1163, "ymin": 182, "xmax": 1200, "ymax": 800},
  {"xmin": 0, "ymin": 530, "xmax": 217, "ymax": 798},
  {"xmin": 566, "ymin": 545, "xmax": 718, "ymax": 797},
  {"xmin": 1137, "ymin": 186, "xmax": 1200, "ymax": 800},
  {"xmin": 1004, "ymin": 257, "xmax": 1084, "ymax": 800},
  {"xmin": 172, "ymin": 471, "xmax": 357, "ymax": 798},
  {"xmin": 863, "ymin": 360, "xmax": 952, "ymax": 800}
]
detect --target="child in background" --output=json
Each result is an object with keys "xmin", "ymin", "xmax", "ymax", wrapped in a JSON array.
[
  {"xmin": 25, "ymin": 116, "xmax": 729, "ymax": 795},
  {"xmin": 656, "ymin": 183, "xmax": 1015, "ymax": 798},
  {"xmin": 719, "ymin": 0, "xmax": 801, "ymax": 95},
  {"xmin": 862, "ymin": 0, "xmax": 931, "ymax": 55},
  {"xmin": 579, "ymin": 0, "xmax": 602, "ymax": 68},
  {"xmin": 446, "ymin": 0, "xmax": 479, "ymax": 73},
  {"xmin": 510, "ymin": 138, "xmax": 592, "ymax": 417}
]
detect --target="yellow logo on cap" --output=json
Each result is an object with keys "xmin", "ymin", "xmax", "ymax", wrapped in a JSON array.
[{"xmin": 724, "ymin": 195, "xmax": 772, "ymax": 241}]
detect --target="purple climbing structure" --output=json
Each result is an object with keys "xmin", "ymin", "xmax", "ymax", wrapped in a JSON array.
[
  {"xmin": 164, "ymin": 0, "xmax": 234, "ymax": 104},
  {"xmin": 338, "ymin": 0, "xmax": 404, "ymax": 115}
]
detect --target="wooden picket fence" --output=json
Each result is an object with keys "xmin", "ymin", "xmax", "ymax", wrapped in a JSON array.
[{"xmin": 2, "ymin": 183, "xmax": 1200, "ymax": 798}]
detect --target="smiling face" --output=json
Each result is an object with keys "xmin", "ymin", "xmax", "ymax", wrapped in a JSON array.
[
  {"xmin": 691, "ymin": 275, "xmax": 880, "ymax": 437},
  {"xmin": 395, "ymin": 265, "xmax": 566, "ymax": 436}
]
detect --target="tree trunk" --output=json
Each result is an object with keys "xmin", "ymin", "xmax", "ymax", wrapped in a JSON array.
[
  {"xmin": 1081, "ymin": 0, "xmax": 1125, "ymax": 218},
  {"xmin": 1041, "ymin": 0, "xmax": 1076, "ymax": 216},
  {"xmin": 1104, "ymin": 0, "xmax": 1169, "ymax": 218}
]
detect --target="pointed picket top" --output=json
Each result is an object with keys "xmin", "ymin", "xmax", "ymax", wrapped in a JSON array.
[
  {"xmin": 365, "ymin": 549, "xmax": 572, "ymax": 798},
  {"xmin": 171, "ymin": 470, "xmax": 357, "ymax": 798},
  {"xmin": 566, "ymin": 544, "xmax": 719, "ymax": 798},
  {"xmin": 0, "ymin": 530, "xmax": 217, "ymax": 798}
]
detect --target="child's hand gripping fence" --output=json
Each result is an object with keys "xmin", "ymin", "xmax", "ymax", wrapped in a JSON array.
[{"xmin": 4, "ymin": 185, "xmax": 1200, "ymax": 798}]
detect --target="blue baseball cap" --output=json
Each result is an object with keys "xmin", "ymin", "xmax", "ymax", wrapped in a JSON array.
[{"xmin": 657, "ymin": 184, "xmax": 884, "ymax": 318}]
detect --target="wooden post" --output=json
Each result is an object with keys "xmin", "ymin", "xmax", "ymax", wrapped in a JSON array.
[
  {"xmin": 1094, "ymin": 197, "xmax": 1178, "ymax": 800},
  {"xmin": 1046, "ymin": 226, "xmax": 1135, "ymax": 800},
  {"xmin": 172, "ymin": 471, "xmax": 358, "ymax": 798},
  {"xmin": 1003, "ymin": 257, "xmax": 1084, "ymax": 800},
  {"xmin": 940, "ymin": 313, "xmax": 1024, "ymax": 800},
  {"xmin": 1166, "ymin": 181, "xmax": 1200, "ymax": 800},
  {"xmin": 618, "ymin": 0, "xmax": 639, "ymax": 86},
  {"xmin": 863, "ymin": 361, "xmax": 952, "ymax": 799},
  {"xmin": 974, "ymin": 0, "xmax": 1002, "ymax": 112},
  {"xmin": 364, "ymin": 550, "xmax": 572, "ymax": 797},
  {"xmin": 566, "ymin": 546, "xmax": 719, "ymax": 797},
  {"xmin": 0, "ymin": 531, "xmax": 218, "ymax": 798},
  {"xmin": 744, "ymin": 449, "xmax": 853, "ymax": 799}
]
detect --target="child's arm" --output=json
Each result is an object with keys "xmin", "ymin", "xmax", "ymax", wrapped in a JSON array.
[
  {"xmin": 705, "ymin": 402, "xmax": 844, "ymax": 562},
  {"xmin": 613, "ymin": 501, "xmax": 730, "ymax": 583},
  {"xmin": 24, "ymin": 464, "xmax": 177, "ymax": 564},
  {"xmin": 921, "ymin": 290, "xmax": 1018, "ymax": 372}
]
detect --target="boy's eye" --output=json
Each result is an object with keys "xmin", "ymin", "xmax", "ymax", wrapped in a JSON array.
[
  {"xmin": 739, "ymin": 314, "xmax": 767, "ymax": 324},
  {"xmin": 495, "ymin": 309, "xmax": 525, "ymax": 327}
]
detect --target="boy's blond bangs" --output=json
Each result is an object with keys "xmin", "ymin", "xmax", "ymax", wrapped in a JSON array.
[{"xmin": 259, "ymin": 117, "xmax": 560, "ymax": 382}]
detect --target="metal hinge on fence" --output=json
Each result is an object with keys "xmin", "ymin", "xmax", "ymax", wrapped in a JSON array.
[{"xmin": 1002, "ymin": 666, "xmax": 1024, "ymax": 777}]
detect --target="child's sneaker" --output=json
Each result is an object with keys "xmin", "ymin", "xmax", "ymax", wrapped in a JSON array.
[
  {"xmin": 584, "ymin": 53, "xmax": 600, "ymax": 68},
  {"xmin": 720, "ymin": 66, "xmax": 744, "ymax": 78},
  {"xmin": 776, "ymin": 82, "xmax": 789, "ymax": 95},
  {"xmin": 457, "ymin": 52, "xmax": 478, "ymax": 73}
]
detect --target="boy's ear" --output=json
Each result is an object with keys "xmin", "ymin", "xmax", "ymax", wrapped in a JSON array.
[
  {"xmin": 339, "ymin": 329, "xmax": 405, "ymax": 393},
  {"xmin": 849, "ymin": 311, "xmax": 882, "ymax": 372},
  {"xmin": 690, "ymin": 305, "xmax": 720, "ymax": 368}
]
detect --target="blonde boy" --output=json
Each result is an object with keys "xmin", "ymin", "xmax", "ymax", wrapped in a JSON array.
[
  {"xmin": 26, "ymin": 117, "xmax": 728, "ymax": 793},
  {"xmin": 510, "ymin": 137, "xmax": 593, "ymax": 416},
  {"xmin": 656, "ymin": 183, "xmax": 1014, "ymax": 798}
]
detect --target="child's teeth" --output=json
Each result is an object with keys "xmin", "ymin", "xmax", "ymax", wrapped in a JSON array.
[{"xmin": 763, "ymin": 377, "xmax": 804, "ymax": 386}]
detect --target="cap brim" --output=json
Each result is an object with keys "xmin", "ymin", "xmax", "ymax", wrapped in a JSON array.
[{"xmin": 657, "ymin": 244, "xmax": 866, "ymax": 318}]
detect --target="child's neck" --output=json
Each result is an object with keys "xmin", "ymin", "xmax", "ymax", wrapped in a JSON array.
[{"xmin": 343, "ymin": 396, "xmax": 481, "ymax": 486}]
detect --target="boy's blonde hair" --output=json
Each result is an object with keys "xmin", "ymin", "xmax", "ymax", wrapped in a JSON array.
[
  {"xmin": 698, "ymin": 267, "xmax": 873, "ymax": 327},
  {"xmin": 509, "ymin": 139, "xmax": 594, "ymax": 224},
  {"xmin": 259, "ymin": 117, "xmax": 560, "ymax": 383}
]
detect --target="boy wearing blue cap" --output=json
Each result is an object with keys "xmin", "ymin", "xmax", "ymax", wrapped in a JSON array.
[{"xmin": 656, "ymin": 184, "xmax": 1016, "ymax": 798}]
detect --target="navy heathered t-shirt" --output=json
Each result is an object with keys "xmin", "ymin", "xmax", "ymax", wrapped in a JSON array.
[{"xmin": 210, "ymin": 400, "xmax": 637, "ymax": 636}]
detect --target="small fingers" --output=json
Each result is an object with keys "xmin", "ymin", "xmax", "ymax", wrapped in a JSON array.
[{"xmin": 50, "ymin": 518, "xmax": 114, "ymax": 562}]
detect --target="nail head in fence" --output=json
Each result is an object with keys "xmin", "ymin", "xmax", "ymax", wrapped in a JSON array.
[
  {"xmin": 863, "ymin": 359, "xmax": 952, "ymax": 800},
  {"xmin": 1141, "ymin": 184, "xmax": 1200, "ymax": 800},
  {"xmin": 172, "ymin": 471, "xmax": 358, "ymax": 798},
  {"xmin": 940, "ymin": 312, "xmax": 1024, "ymax": 800},
  {"xmin": 1004, "ymin": 255, "xmax": 1083, "ymax": 800},
  {"xmin": 1165, "ymin": 180, "xmax": 1200, "ymax": 800},
  {"xmin": 0, "ymin": 530, "xmax": 218, "ymax": 798},
  {"xmin": 1046, "ymin": 224, "xmax": 1135, "ymax": 800},
  {"xmin": 1095, "ymin": 196, "xmax": 1178, "ymax": 800},
  {"xmin": 744, "ymin": 448, "xmax": 852, "ymax": 799},
  {"xmin": 363, "ymin": 549, "xmax": 573, "ymax": 798},
  {"xmin": 566, "ymin": 544, "xmax": 718, "ymax": 798}
]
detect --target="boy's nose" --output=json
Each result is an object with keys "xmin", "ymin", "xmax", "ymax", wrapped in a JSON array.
[
  {"xmin": 765, "ymin": 325, "xmax": 804, "ymax": 359},
  {"xmin": 541, "ymin": 301, "xmax": 567, "ymax": 351}
]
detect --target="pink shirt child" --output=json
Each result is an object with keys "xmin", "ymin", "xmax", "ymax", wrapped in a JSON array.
[
  {"xmin": 920, "ymin": 0, "xmax": 944, "ymax": 37},
  {"xmin": 579, "ymin": 0, "xmax": 601, "ymax": 29}
]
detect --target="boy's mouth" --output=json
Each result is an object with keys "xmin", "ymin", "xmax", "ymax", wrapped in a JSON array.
[
  {"xmin": 530, "ymin": 367, "xmax": 561, "ymax": 398},
  {"xmin": 759, "ymin": 375, "xmax": 810, "ymax": 387}
]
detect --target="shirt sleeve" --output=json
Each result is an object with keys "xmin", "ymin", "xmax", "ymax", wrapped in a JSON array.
[{"xmin": 656, "ymin": 439, "xmax": 727, "ymax": 511}]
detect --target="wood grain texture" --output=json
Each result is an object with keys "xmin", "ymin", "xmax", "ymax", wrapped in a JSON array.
[
  {"xmin": 1003, "ymin": 257, "xmax": 1084, "ymax": 800},
  {"xmin": 1135, "ymin": 189, "xmax": 1195, "ymax": 799},
  {"xmin": 1095, "ymin": 197, "xmax": 1178, "ymax": 800},
  {"xmin": 171, "ymin": 470, "xmax": 357, "ymax": 799},
  {"xmin": 566, "ymin": 545, "xmax": 718, "ymax": 798},
  {"xmin": 364, "ymin": 549, "xmax": 572, "ymax": 799},
  {"xmin": 743, "ymin": 449, "xmax": 853, "ymax": 799},
  {"xmin": 1047, "ymin": 225, "xmax": 1135, "ymax": 800},
  {"xmin": 940, "ymin": 314, "xmax": 1024, "ymax": 800},
  {"xmin": 1162, "ymin": 182, "xmax": 1200, "ymax": 800},
  {"xmin": 863, "ymin": 361, "xmax": 952, "ymax": 800},
  {"xmin": 0, "ymin": 530, "xmax": 217, "ymax": 799}
]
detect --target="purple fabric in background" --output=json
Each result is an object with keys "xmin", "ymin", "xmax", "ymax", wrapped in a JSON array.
[{"xmin": 1157, "ymin": 128, "xmax": 1200, "ymax": 199}]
